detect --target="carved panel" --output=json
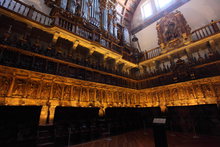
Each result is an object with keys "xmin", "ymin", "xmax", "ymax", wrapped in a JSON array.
[
  {"xmin": 26, "ymin": 80, "xmax": 40, "ymax": 99},
  {"xmin": 96, "ymin": 89, "xmax": 101, "ymax": 102},
  {"xmin": 53, "ymin": 83, "xmax": 63, "ymax": 100},
  {"xmin": 164, "ymin": 89, "xmax": 171, "ymax": 103},
  {"xmin": 131, "ymin": 93, "xmax": 136, "ymax": 104},
  {"xmin": 63, "ymin": 85, "xmax": 71, "ymax": 100},
  {"xmin": 106, "ymin": 91, "xmax": 113, "ymax": 103},
  {"xmin": 89, "ymin": 88, "xmax": 95, "ymax": 102},
  {"xmin": 213, "ymin": 83, "xmax": 220, "ymax": 98},
  {"xmin": 170, "ymin": 88, "xmax": 178, "ymax": 102},
  {"xmin": 12, "ymin": 79, "xmax": 26, "ymax": 97},
  {"xmin": 0, "ymin": 76, "xmax": 11, "ymax": 97},
  {"xmin": 81, "ymin": 88, "xmax": 88, "ymax": 102},
  {"xmin": 146, "ymin": 92, "xmax": 152, "ymax": 104},
  {"xmin": 127, "ymin": 93, "xmax": 132, "ymax": 104},
  {"xmin": 193, "ymin": 85, "xmax": 204, "ymax": 99},
  {"xmin": 72, "ymin": 86, "xmax": 80, "ymax": 101},
  {"xmin": 102, "ymin": 90, "xmax": 107, "ymax": 103},
  {"xmin": 158, "ymin": 90, "xmax": 165, "ymax": 105},
  {"xmin": 40, "ymin": 82, "xmax": 52, "ymax": 100},
  {"xmin": 201, "ymin": 84, "xmax": 215, "ymax": 98},
  {"xmin": 113, "ymin": 91, "xmax": 119, "ymax": 103},
  {"xmin": 139, "ymin": 92, "xmax": 146, "ymax": 103},
  {"xmin": 186, "ymin": 86, "xmax": 196, "ymax": 100}
]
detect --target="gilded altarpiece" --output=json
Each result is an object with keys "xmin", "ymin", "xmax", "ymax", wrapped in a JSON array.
[{"xmin": 156, "ymin": 11, "xmax": 191, "ymax": 52}]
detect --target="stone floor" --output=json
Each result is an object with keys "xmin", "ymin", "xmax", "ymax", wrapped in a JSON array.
[{"xmin": 71, "ymin": 129, "xmax": 220, "ymax": 147}]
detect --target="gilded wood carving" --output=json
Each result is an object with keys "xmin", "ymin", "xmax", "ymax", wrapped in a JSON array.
[{"xmin": 156, "ymin": 11, "xmax": 191, "ymax": 51}]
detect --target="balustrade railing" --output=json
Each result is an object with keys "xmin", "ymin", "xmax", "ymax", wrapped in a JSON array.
[
  {"xmin": 0, "ymin": 0, "xmax": 136, "ymax": 63},
  {"xmin": 122, "ymin": 51, "xmax": 136, "ymax": 63},
  {"xmin": 140, "ymin": 20, "xmax": 220, "ymax": 62},
  {"xmin": 0, "ymin": 0, "xmax": 54, "ymax": 26},
  {"xmin": 3, "ymin": 0, "xmax": 219, "ymax": 64},
  {"xmin": 192, "ymin": 20, "xmax": 220, "ymax": 41},
  {"xmin": 140, "ymin": 47, "xmax": 162, "ymax": 61}
]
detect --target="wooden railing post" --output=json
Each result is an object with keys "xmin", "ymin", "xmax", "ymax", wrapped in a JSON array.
[
  {"xmin": 27, "ymin": 5, "xmax": 34, "ymax": 19},
  {"xmin": 211, "ymin": 20, "xmax": 220, "ymax": 33}
]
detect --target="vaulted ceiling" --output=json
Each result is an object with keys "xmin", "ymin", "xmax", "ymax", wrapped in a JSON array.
[{"xmin": 116, "ymin": 0, "xmax": 141, "ymax": 29}]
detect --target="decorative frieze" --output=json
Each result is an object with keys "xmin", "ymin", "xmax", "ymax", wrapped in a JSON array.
[{"xmin": 0, "ymin": 65, "xmax": 220, "ymax": 124}]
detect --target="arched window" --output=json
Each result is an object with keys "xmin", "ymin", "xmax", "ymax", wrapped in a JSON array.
[{"xmin": 155, "ymin": 0, "xmax": 173, "ymax": 9}]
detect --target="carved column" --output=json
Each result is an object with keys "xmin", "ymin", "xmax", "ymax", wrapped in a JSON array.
[
  {"xmin": 73, "ymin": 40, "xmax": 80, "ymax": 49},
  {"xmin": 39, "ymin": 104, "xmax": 56, "ymax": 126},
  {"xmin": 37, "ymin": 80, "xmax": 43, "ymax": 99},
  {"xmin": 7, "ymin": 77, "xmax": 15, "ymax": 97}
]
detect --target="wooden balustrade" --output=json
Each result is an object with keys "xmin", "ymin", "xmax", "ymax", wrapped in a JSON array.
[
  {"xmin": 122, "ymin": 51, "xmax": 136, "ymax": 63},
  {"xmin": 2, "ymin": 0, "xmax": 220, "ymax": 64},
  {"xmin": 140, "ymin": 47, "xmax": 162, "ymax": 61},
  {"xmin": 140, "ymin": 20, "xmax": 220, "ymax": 62},
  {"xmin": 0, "ymin": 0, "xmax": 53, "ymax": 26},
  {"xmin": 192, "ymin": 20, "xmax": 220, "ymax": 41}
]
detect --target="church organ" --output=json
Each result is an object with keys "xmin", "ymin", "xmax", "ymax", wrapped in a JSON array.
[{"xmin": 46, "ymin": 0, "xmax": 126, "ymax": 44}]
